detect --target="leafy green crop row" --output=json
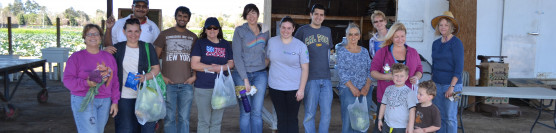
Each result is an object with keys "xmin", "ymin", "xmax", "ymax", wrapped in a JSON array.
[
  {"xmin": 1, "ymin": 28, "xmax": 84, "ymax": 56},
  {"xmin": 0, "ymin": 28, "xmax": 234, "ymax": 57}
]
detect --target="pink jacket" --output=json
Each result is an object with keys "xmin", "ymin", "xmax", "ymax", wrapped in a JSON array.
[{"xmin": 370, "ymin": 45, "xmax": 422, "ymax": 102}]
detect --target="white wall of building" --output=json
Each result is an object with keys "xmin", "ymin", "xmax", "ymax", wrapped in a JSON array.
[
  {"xmin": 476, "ymin": 0, "xmax": 504, "ymax": 79},
  {"xmin": 397, "ymin": 0, "xmax": 449, "ymax": 63},
  {"xmin": 477, "ymin": 0, "xmax": 556, "ymax": 79},
  {"xmin": 535, "ymin": 0, "xmax": 556, "ymax": 78}
]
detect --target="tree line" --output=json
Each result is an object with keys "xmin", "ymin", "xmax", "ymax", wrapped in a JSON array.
[{"xmin": 1, "ymin": 0, "xmax": 105, "ymax": 27}]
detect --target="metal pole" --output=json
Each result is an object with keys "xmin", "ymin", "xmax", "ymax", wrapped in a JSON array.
[
  {"xmin": 56, "ymin": 18, "xmax": 60, "ymax": 48},
  {"xmin": 8, "ymin": 17, "xmax": 13, "ymax": 55}
]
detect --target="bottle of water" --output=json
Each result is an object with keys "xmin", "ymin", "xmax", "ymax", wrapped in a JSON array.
[
  {"xmin": 240, "ymin": 90, "xmax": 251, "ymax": 112},
  {"xmin": 383, "ymin": 63, "xmax": 390, "ymax": 74}
]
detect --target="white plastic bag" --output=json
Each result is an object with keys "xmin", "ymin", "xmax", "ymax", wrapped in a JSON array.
[
  {"xmin": 348, "ymin": 97, "xmax": 370, "ymax": 132},
  {"xmin": 135, "ymin": 72, "xmax": 166, "ymax": 125},
  {"xmin": 211, "ymin": 65, "xmax": 237, "ymax": 109},
  {"xmin": 412, "ymin": 80, "xmax": 419, "ymax": 96}
]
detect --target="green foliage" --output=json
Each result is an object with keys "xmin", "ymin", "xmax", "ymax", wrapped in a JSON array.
[
  {"xmin": 17, "ymin": 14, "xmax": 26, "ymax": 25},
  {"xmin": 63, "ymin": 7, "xmax": 89, "ymax": 26},
  {"xmin": 198, "ymin": 19, "xmax": 206, "ymax": 29},
  {"xmin": 0, "ymin": 27, "xmax": 235, "ymax": 57},
  {"xmin": 8, "ymin": 0, "xmax": 24, "ymax": 16},
  {"xmin": 44, "ymin": 14, "xmax": 53, "ymax": 26},
  {"xmin": 23, "ymin": 13, "xmax": 38, "ymax": 25},
  {"xmin": 69, "ymin": 17, "xmax": 78, "ymax": 26},
  {"xmin": 0, "ymin": 28, "xmax": 84, "ymax": 56},
  {"xmin": 23, "ymin": 0, "xmax": 40, "ymax": 14}
]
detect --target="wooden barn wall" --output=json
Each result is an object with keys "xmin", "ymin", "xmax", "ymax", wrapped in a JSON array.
[{"xmin": 450, "ymin": 0, "xmax": 477, "ymax": 86}]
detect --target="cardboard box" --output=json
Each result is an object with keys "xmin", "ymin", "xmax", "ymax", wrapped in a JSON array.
[
  {"xmin": 478, "ymin": 62, "xmax": 510, "ymax": 104},
  {"xmin": 479, "ymin": 62, "xmax": 509, "ymax": 86}
]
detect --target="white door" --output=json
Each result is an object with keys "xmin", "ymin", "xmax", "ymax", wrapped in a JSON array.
[
  {"xmin": 501, "ymin": 0, "xmax": 541, "ymax": 78},
  {"xmin": 535, "ymin": 0, "xmax": 556, "ymax": 78}
]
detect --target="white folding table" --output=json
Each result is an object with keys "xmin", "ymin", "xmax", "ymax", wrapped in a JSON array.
[{"xmin": 459, "ymin": 86, "xmax": 556, "ymax": 133}]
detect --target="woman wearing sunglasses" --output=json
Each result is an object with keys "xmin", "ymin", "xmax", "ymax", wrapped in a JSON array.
[
  {"xmin": 369, "ymin": 10, "xmax": 388, "ymax": 58},
  {"xmin": 191, "ymin": 17, "xmax": 234, "ymax": 133}
]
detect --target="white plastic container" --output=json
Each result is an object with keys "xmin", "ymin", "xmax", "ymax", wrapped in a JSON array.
[
  {"xmin": 41, "ymin": 47, "xmax": 70, "ymax": 81},
  {"xmin": 41, "ymin": 47, "xmax": 70, "ymax": 62}
]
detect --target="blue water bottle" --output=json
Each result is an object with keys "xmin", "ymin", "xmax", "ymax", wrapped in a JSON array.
[{"xmin": 239, "ymin": 90, "xmax": 251, "ymax": 112}]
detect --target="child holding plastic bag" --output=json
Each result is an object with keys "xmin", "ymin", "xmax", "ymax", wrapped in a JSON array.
[
  {"xmin": 378, "ymin": 64, "xmax": 418, "ymax": 133},
  {"xmin": 336, "ymin": 23, "xmax": 374, "ymax": 133}
]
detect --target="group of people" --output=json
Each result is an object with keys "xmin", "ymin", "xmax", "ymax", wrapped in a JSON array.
[
  {"xmin": 63, "ymin": 0, "xmax": 464, "ymax": 132},
  {"xmin": 365, "ymin": 10, "xmax": 463, "ymax": 133}
]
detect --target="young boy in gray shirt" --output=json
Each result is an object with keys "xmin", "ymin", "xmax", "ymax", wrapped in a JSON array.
[{"xmin": 378, "ymin": 63, "xmax": 418, "ymax": 133}]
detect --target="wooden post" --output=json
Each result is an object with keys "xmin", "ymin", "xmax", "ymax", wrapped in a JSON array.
[
  {"xmin": 450, "ymin": 0, "xmax": 477, "ymax": 111},
  {"xmin": 56, "ymin": 18, "xmax": 60, "ymax": 48},
  {"xmin": 101, "ymin": 20, "xmax": 105, "ymax": 32},
  {"xmin": 107, "ymin": 0, "xmax": 113, "ymax": 18},
  {"xmin": 101, "ymin": 19, "xmax": 106, "ymax": 49},
  {"xmin": 8, "ymin": 17, "xmax": 13, "ymax": 55}
]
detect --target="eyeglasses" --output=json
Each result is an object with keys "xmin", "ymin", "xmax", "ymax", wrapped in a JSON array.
[
  {"xmin": 373, "ymin": 19, "xmax": 385, "ymax": 24},
  {"xmin": 134, "ymin": 4, "xmax": 148, "ymax": 9},
  {"xmin": 348, "ymin": 33, "xmax": 360, "ymax": 36},
  {"xmin": 86, "ymin": 33, "xmax": 100, "ymax": 37},
  {"xmin": 206, "ymin": 27, "xmax": 220, "ymax": 30}
]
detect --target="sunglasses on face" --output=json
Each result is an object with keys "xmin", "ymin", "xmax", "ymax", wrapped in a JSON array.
[
  {"xmin": 373, "ymin": 19, "xmax": 385, "ymax": 24},
  {"xmin": 206, "ymin": 27, "xmax": 220, "ymax": 30}
]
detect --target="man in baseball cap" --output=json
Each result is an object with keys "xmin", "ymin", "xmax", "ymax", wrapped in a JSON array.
[{"xmin": 103, "ymin": 0, "xmax": 160, "ymax": 54}]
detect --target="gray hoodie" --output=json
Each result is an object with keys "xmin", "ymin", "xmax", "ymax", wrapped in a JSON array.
[{"xmin": 232, "ymin": 23, "xmax": 270, "ymax": 79}]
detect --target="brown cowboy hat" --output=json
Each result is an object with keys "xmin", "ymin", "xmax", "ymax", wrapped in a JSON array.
[{"xmin": 431, "ymin": 11, "xmax": 459, "ymax": 35}]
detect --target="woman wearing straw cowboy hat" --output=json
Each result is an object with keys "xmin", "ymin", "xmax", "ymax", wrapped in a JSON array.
[{"xmin": 430, "ymin": 11, "xmax": 464, "ymax": 133}]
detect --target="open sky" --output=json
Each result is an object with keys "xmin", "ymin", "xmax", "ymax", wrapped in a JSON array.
[{"xmin": 1, "ymin": 0, "xmax": 264, "ymax": 16}]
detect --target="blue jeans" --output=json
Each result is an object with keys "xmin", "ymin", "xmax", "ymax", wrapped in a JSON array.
[
  {"xmin": 115, "ymin": 98, "xmax": 156, "ymax": 133},
  {"xmin": 433, "ymin": 83, "xmax": 462, "ymax": 133},
  {"xmin": 339, "ymin": 86, "xmax": 373, "ymax": 133},
  {"xmin": 231, "ymin": 70, "xmax": 268, "ymax": 133},
  {"xmin": 303, "ymin": 79, "xmax": 333, "ymax": 133},
  {"xmin": 164, "ymin": 84, "xmax": 194, "ymax": 133},
  {"xmin": 372, "ymin": 102, "xmax": 382, "ymax": 133},
  {"xmin": 70, "ymin": 95, "xmax": 111, "ymax": 133}
]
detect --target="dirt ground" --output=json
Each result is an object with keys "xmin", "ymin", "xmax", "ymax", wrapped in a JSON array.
[{"xmin": 1, "ymin": 73, "xmax": 555, "ymax": 133}]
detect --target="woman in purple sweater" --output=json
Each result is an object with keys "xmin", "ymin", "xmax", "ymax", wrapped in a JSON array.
[
  {"xmin": 64, "ymin": 24, "xmax": 120, "ymax": 133},
  {"xmin": 370, "ymin": 22, "xmax": 423, "ymax": 133}
]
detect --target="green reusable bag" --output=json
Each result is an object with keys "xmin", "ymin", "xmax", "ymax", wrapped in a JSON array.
[{"xmin": 145, "ymin": 43, "xmax": 167, "ymax": 99}]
